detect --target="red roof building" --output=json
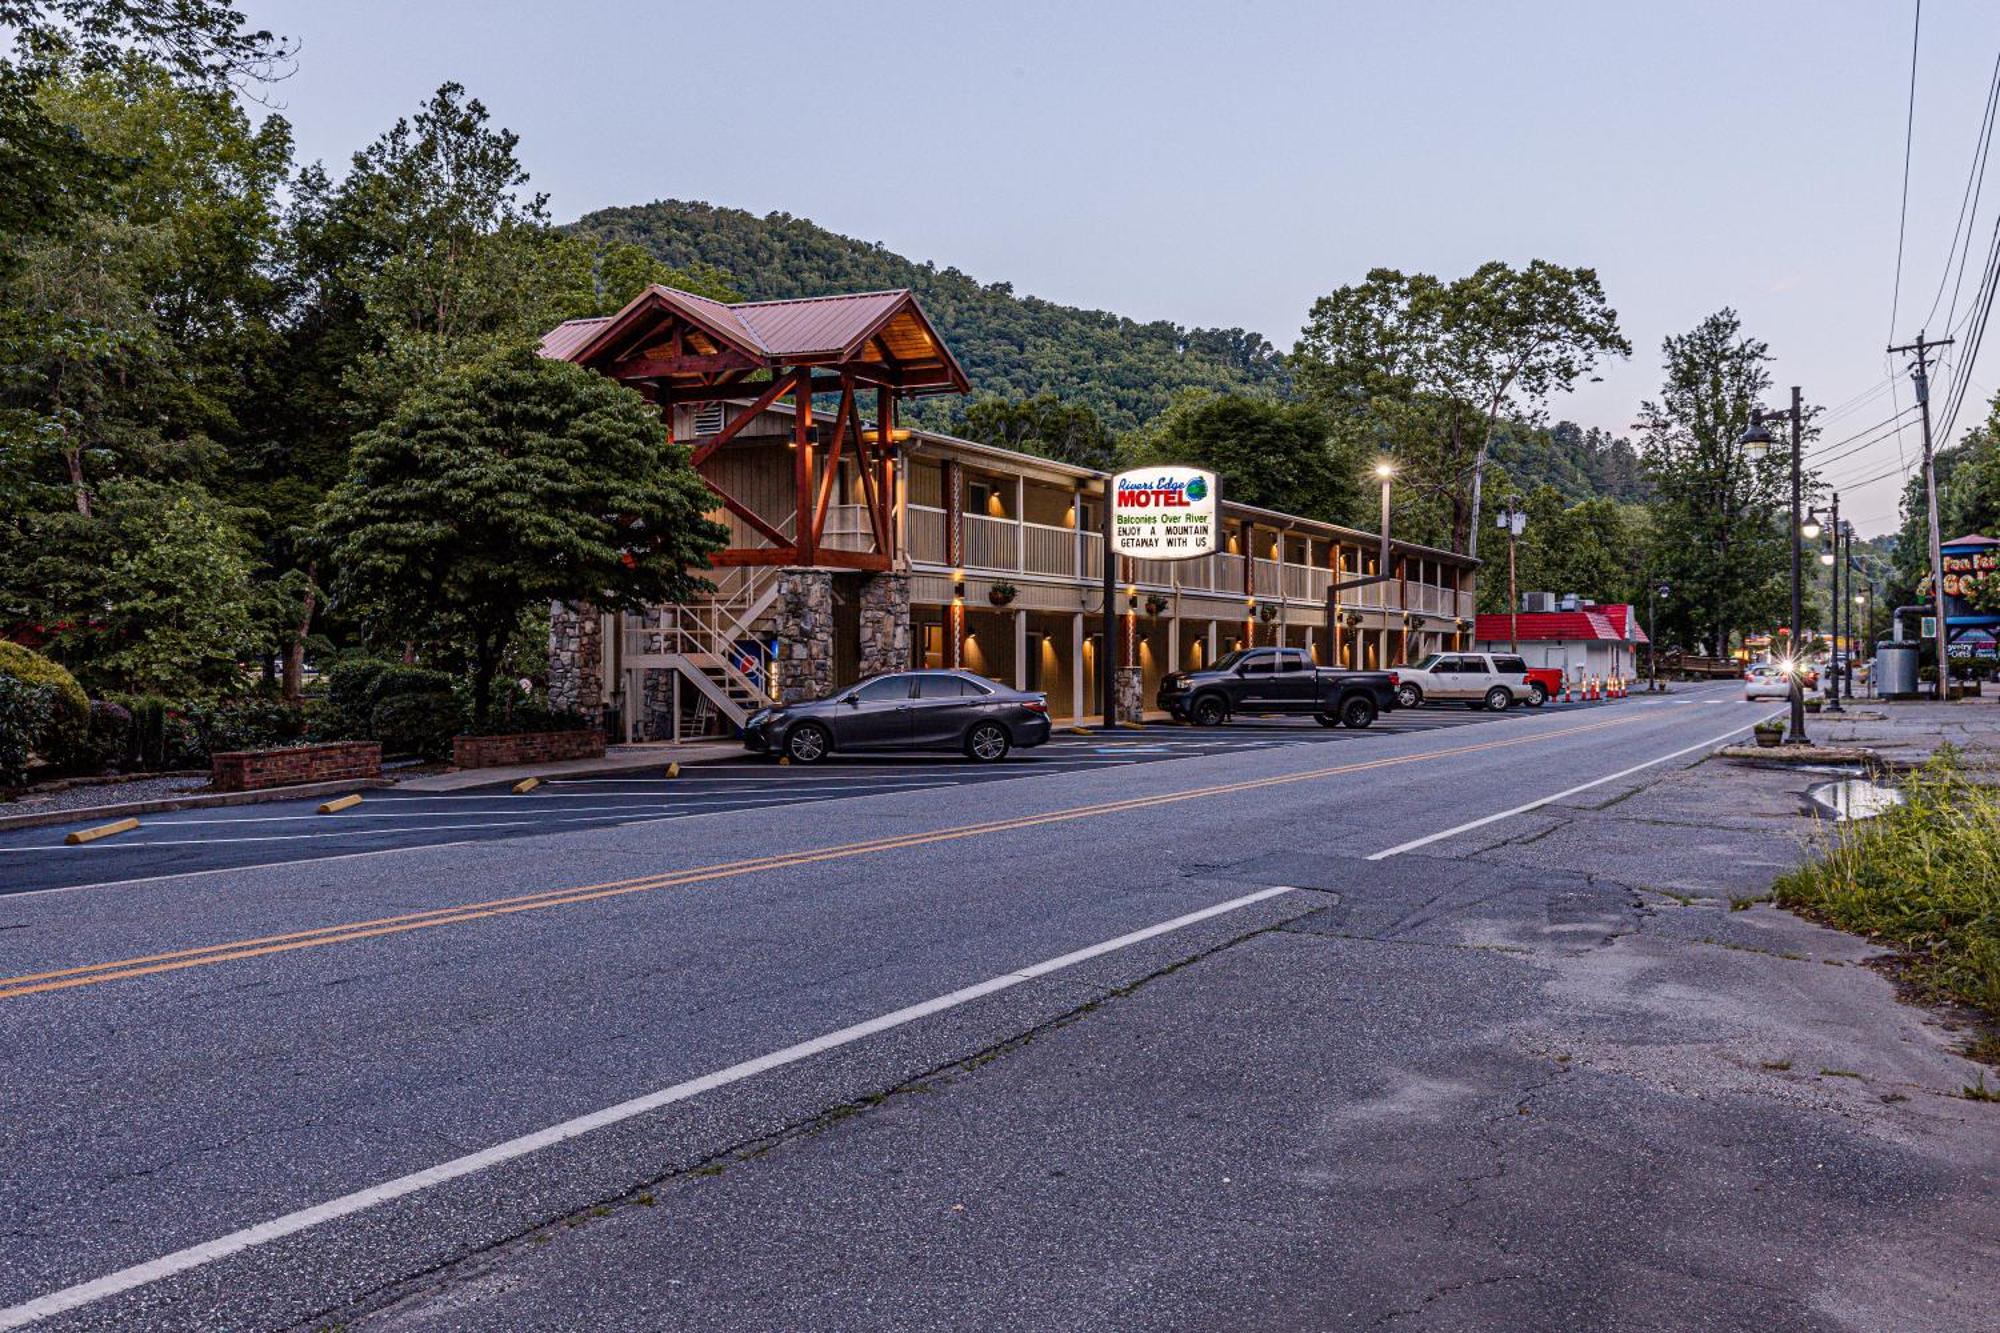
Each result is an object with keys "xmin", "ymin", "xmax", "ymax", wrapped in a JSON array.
[{"xmin": 1474, "ymin": 604, "xmax": 1646, "ymax": 681}]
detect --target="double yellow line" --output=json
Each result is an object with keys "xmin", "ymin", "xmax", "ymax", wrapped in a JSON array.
[{"xmin": 0, "ymin": 713, "xmax": 1645, "ymax": 1002}]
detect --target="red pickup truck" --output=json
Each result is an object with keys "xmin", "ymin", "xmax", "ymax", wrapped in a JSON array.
[{"xmin": 1522, "ymin": 666, "xmax": 1563, "ymax": 706}]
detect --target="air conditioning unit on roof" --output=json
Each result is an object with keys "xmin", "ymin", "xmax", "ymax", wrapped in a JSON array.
[
  {"xmin": 1557, "ymin": 593, "xmax": 1581, "ymax": 612},
  {"xmin": 1522, "ymin": 591, "xmax": 1556, "ymax": 613}
]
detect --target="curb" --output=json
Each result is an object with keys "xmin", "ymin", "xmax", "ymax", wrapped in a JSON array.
[{"xmin": 0, "ymin": 777, "xmax": 397, "ymax": 833}]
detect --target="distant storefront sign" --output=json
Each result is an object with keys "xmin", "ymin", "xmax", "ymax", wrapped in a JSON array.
[{"xmin": 1110, "ymin": 467, "xmax": 1219, "ymax": 560}]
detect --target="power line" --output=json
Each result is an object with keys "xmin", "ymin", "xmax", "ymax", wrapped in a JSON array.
[
  {"xmin": 1803, "ymin": 403, "xmax": 1919, "ymax": 461},
  {"xmin": 1922, "ymin": 50, "xmax": 2000, "ymax": 332},
  {"xmin": 1888, "ymin": 0, "xmax": 1924, "ymax": 342}
]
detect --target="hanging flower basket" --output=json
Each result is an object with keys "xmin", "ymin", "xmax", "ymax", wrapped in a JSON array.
[
  {"xmin": 1455, "ymin": 617, "xmax": 1474, "ymax": 634},
  {"xmin": 988, "ymin": 581, "xmax": 1018, "ymax": 607},
  {"xmin": 1339, "ymin": 611, "xmax": 1363, "ymax": 629},
  {"xmin": 1144, "ymin": 594, "xmax": 1169, "ymax": 617},
  {"xmin": 1257, "ymin": 605, "xmax": 1278, "ymax": 624}
]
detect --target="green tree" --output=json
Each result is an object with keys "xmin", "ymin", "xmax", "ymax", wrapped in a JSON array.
[
  {"xmin": 1293, "ymin": 261, "xmax": 1630, "ymax": 556},
  {"xmin": 1635, "ymin": 310, "xmax": 1802, "ymax": 656},
  {"xmin": 959, "ymin": 393, "xmax": 1117, "ymax": 470},
  {"xmin": 1124, "ymin": 391, "xmax": 1367, "ymax": 523},
  {"xmin": 315, "ymin": 349, "xmax": 727, "ymax": 727},
  {"xmin": 1479, "ymin": 485, "xmax": 1649, "ymax": 612}
]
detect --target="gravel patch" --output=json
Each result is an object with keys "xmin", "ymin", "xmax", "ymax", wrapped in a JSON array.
[{"xmin": 3, "ymin": 774, "xmax": 210, "ymax": 815}]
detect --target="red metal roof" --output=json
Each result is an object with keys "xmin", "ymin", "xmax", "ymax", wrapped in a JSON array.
[
  {"xmin": 1474, "ymin": 606, "xmax": 1647, "ymax": 644},
  {"xmin": 540, "ymin": 285, "xmax": 969, "ymax": 393}
]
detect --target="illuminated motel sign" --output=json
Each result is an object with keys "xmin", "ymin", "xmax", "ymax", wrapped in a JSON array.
[{"xmin": 1109, "ymin": 466, "xmax": 1220, "ymax": 560}]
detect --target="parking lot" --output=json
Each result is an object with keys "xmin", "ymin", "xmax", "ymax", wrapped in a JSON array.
[{"xmin": 0, "ymin": 694, "xmax": 1666, "ymax": 897}]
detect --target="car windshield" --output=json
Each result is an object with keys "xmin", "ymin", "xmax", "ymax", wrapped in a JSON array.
[
  {"xmin": 1410, "ymin": 654, "xmax": 1445, "ymax": 672},
  {"xmin": 1210, "ymin": 650, "xmax": 1253, "ymax": 672}
]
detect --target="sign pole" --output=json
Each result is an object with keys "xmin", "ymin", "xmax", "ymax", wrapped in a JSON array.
[{"xmin": 1100, "ymin": 475, "xmax": 1118, "ymax": 729}]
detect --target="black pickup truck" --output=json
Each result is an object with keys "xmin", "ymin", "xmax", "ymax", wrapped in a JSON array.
[{"xmin": 1157, "ymin": 646, "xmax": 1400, "ymax": 728}]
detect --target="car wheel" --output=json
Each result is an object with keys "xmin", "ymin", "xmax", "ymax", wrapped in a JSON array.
[
  {"xmin": 784, "ymin": 722, "xmax": 831, "ymax": 764},
  {"xmin": 965, "ymin": 721, "xmax": 1011, "ymax": 762},
  {"xmin": 1395, "ymin": 683, "xmax": 1423, "ymax": 709},
  {"xmin": 1341, "ymin": 695, "xmax": 1378, "ymax": 729},
  {"xmin": 1529, "ymin": 684, "xmax": 1549, "ymax": 707},
  {"xmin": 1483, "ymin": 687, "xmax": 1512, "ymax": 712},
  {"xmin": 1191, "ymin": 695, "xmax": 1228, "ymax": 726},
  {"xmin": 1314, "ymin": 712, "xmax": 1339, "ymax": 728}
]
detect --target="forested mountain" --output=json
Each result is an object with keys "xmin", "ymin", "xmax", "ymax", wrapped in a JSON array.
[
  {"xmin": 572, "ymin": 200, "xmax": 1291, "ymax": 431},
  {"xmin": 1492, "ymin": 420, "xmax": 1651, "ymax": 504}
]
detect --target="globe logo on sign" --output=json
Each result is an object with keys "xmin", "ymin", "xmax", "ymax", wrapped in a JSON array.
[{"xmin": 1184, "ymin": 476, "xmax": 1208, "ymax": 502}]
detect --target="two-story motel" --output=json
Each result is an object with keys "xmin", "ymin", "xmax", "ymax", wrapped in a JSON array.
[{"xmin": 539, "ymin": 284, "xmax": 1480, "ymax": 739}]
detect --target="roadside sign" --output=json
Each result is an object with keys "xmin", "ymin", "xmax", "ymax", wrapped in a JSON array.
[
  {"xmin": 1921, "ymin": 615, "xmax": 1938, "ymax": 639},
  {"xmin": 1110, "ymin": 466, "xmax": 1219, "ymax": 560}
]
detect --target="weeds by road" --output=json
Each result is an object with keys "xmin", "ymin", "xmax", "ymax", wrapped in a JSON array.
[{"xmin": 1776, "ymin": 750, "xmax": 2000, "ymax": 1064}]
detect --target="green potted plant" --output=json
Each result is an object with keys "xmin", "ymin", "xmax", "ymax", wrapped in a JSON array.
[
  {"xmin": 1753, "ymin": 718, "xmax": 1785, "ymax": 748},
  {"xmin": 988, "ymin": 581, "xmax": 1018, "ymax": 607},
  {"xmin": 1144, "ymin": 593, "xmax": 1169, "ymax": 617}
]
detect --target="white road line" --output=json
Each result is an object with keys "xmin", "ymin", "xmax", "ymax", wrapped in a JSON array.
[
  {"xmin": 1365, "ymin": 714, "xmax": 1777, "ymax": 860},
  {"xmin": 0, "ymin": 884, "xmax": 1298, "ymax": 1329}
]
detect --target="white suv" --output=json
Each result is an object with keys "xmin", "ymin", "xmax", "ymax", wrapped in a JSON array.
[{"xmin": 1393, "ymin": 652, "xmax": 1536, "ymax": 711}]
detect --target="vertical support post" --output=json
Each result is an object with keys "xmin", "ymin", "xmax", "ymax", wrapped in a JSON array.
[
  {"xmin": 1014, "ymin": 608, "xmax": 1028, "ymax": 691},
  {"xmin": 1072, "ymin": 611, "xmax": 1085, "ymax": 721},
  {"xmin": 1826, "ymin": 491, "xmax": 1845, "ymax": 713},
  {"xmin": 1100, "ymin": 474, "xmax": 1118, "ymax": 728},
  {"xmin": 793, "ymin": 369, "xmax": 815, "ymax": 566},
  {"xmin": 877, "ymin": 386, "xmax": 898, "ymax": 563},
  {"xmin": 1787, "ymin": 386, "xmax": 1807, "ymax": 742},
  {"xmin": 945, "ymin": 458, "xmax": 964, "ymax": 571},
  {"xmin": 948, "ymin": 599, "xmax": 965, "ymax": 671}
]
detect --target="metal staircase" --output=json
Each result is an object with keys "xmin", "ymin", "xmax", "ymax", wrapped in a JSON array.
[{"xmin": 622, "ymin": 564, "xmax": 784, "ymax": 735}]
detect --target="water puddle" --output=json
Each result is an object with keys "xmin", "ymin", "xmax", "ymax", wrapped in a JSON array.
[{"xmin": 1807, "ymin": 778, "xmax": 1904, "ymax": 821}]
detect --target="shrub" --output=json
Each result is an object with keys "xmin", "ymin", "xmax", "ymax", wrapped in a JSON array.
[
  {"xmin": 368, "ymin": 691, "xmax": 464, "ymax": 760},
  {"xmin": 131, "ymin": 696, "xmax": 169, "ymax": 769},
  {"xmin": 324, "ymin": 659, "xmax": 460, "ymax": 741},
  {"xmin": 84, "ymin": 700, "xmax": 133, "ymax": 772},
  {"xmin": 0, "ymin": 678, "xmax": 56, "ymax": 787},
  {"xmin": 0, "ymin": 642, "xmax": 88, "ymax": 765},
  {"xmin": 185, "ymin": 698, "xmax": 307, "ymax": 756}
]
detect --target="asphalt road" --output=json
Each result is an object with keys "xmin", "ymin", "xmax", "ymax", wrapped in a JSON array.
[
  {"xmin": 2, "ymin": 697, "xmax": 1619, "ymax": 897},
  {"xmin": 0, "ymin": 683, "xmax": 1825, "ymax": 1331}
]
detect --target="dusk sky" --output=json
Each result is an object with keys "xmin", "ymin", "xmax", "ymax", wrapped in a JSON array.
[{"xmin": 247, "ymin": 0, "xmax": 1997, "ymax": 536}]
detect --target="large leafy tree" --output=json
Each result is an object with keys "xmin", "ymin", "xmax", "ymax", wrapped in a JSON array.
[
  {"xmin": 959, "ymin": 393, "xmax": 1117, "ymax": 471},
  {"xmin": 1293, "ymin": 261, "xmax": 1630, "ymax": 556},
  {"xmin": 315, "ymin": 349, "xmax": 727, "ymax": 727},
  {"xmin": 1124, "ymin": 391, "xmax": 1368, "ymax": 523},
  {"xmin": 1635, "ymin": 310, "xmax": 1805, "ymax": 656},
  {"xmin": 1476, "ymin": 484, "xmax": 1650, "ymax": 613}
]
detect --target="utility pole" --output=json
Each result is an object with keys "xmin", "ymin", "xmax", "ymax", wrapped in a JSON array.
[
  {"xmin": 1889, "ymin": 332, "xmax": 1955, "ymax": 700},
  {"xmin": 1823, "ymin": 493, "xmax": 1843, "ymax": 714}
]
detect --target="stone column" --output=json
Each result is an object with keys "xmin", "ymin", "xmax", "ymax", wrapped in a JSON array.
[
  {"xmin": 775, "ymin": 568, "xmax": 837, "ymax": 703},
  {"xmin": 857, "ymin": 571, "xmax": 912, "ymax": 679},
  {"xmin": 548, "ymin": 600, "xmax": 603, "ymax": 720},
  {"xmin": 1115, "ymin": 666, "xmax": 1145, "ymax": 724}
]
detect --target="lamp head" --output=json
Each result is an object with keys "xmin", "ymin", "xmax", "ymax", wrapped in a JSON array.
[
  {"xmin": 1800, "ymin": 511, "xmax": 1823, "ymax": 541},
  {"xmin": 1374, "ymin": 461, "xmax": 1396, "ymax": 480},
  {"xmin": 1819, "ymin": 550, "xmax": 1836, "ymax": 567},
  {"xmin": 1739, "ymin": 419, "xmax": 1776, "ymax": 459}
]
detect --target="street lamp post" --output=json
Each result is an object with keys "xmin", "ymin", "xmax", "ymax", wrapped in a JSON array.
[
  {"xmin": 1740, "ymin": 387, "xmax": 1811, "ymax": 744},
  {"xmin": 1496, "ymin": 494, "xmax": 1526, "ymax": 652},
  {"xmin": 1648, "ymin": 581, "xmax": 1670, "ymax": 691}
]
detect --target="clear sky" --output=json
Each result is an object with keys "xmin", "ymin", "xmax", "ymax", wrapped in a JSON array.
[{"xmin": 244, "ymin": 0, "xmax": 1999, "ymax": 536}]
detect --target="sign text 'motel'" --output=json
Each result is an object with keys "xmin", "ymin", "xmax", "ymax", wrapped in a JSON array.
[{"xmin": 1109, "ymin": 467, "xmax": 1220, "ymax": 560}]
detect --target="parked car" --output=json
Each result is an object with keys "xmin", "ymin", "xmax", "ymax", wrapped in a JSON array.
[
  {"xmin": 742, "ymin": 670, "xmax": 1051, "ymax": 763},
  {"xmin": 1743, "ymin": 662, "xmax": 1820, "ymax": 701},
  {"xmin": 1157, "ymin": 647, "xmax": 1399, "ymax": 728},
  {"xmin": 1392, "ymin": 652, "xmax": 1538, "ymax": 711}
]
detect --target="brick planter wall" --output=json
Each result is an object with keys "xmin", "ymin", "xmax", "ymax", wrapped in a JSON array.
[
  {"xmin": 211, "ymin": 741, "xmax": 382, "ymax": 792},
  {"xmin": 451, "ymin": 729, "xmax": 605, "ymax": 769}
]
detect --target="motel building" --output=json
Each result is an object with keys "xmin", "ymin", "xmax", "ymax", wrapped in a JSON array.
[{"xmin": 539, "ymin": 284, "xmax": 1480, "ymax": 739}]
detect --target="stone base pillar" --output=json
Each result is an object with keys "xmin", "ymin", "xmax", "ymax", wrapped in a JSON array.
[
  {"xmin": 1115, "ymin": 665, "xmax": 1145, "ymax": 724},
  {"xmin": 775, "ymin": 568, "xmax": 837, "ymax": 703},
  {"xmin": 548, "ymin": 601, "xmax": 603, "ymax": 719},
  {"xmin": 857, "ymin": 571, "xmax": 911, "ymax": 679},
  {"xmin": 641, "ymin": 667, "xmax": 676, "ymax": 741}
]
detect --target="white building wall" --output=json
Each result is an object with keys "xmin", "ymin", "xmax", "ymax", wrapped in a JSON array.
[{"xmin": 1476, "ymin": 639, "xmax": 1638, "ymax": 682}]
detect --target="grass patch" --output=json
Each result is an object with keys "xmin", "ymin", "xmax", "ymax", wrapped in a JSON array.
[{"xmin": 1775, "ymin": 751, "xmax": 2000, "ymax": 1052}]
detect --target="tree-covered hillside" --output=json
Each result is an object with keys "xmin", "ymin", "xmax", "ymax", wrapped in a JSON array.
[{"xmin": 572, "ymin": 200, "xmax": 1291, "ymax": 431}]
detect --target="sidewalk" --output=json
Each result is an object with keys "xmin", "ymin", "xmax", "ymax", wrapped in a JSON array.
[
  {"xmin": 1809, "ymin": 694, "xmax": 2000, "ymax": 769},
  {"xmin": 393, "ymin": 739, "xmax": 741, "ymax": 792}
]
